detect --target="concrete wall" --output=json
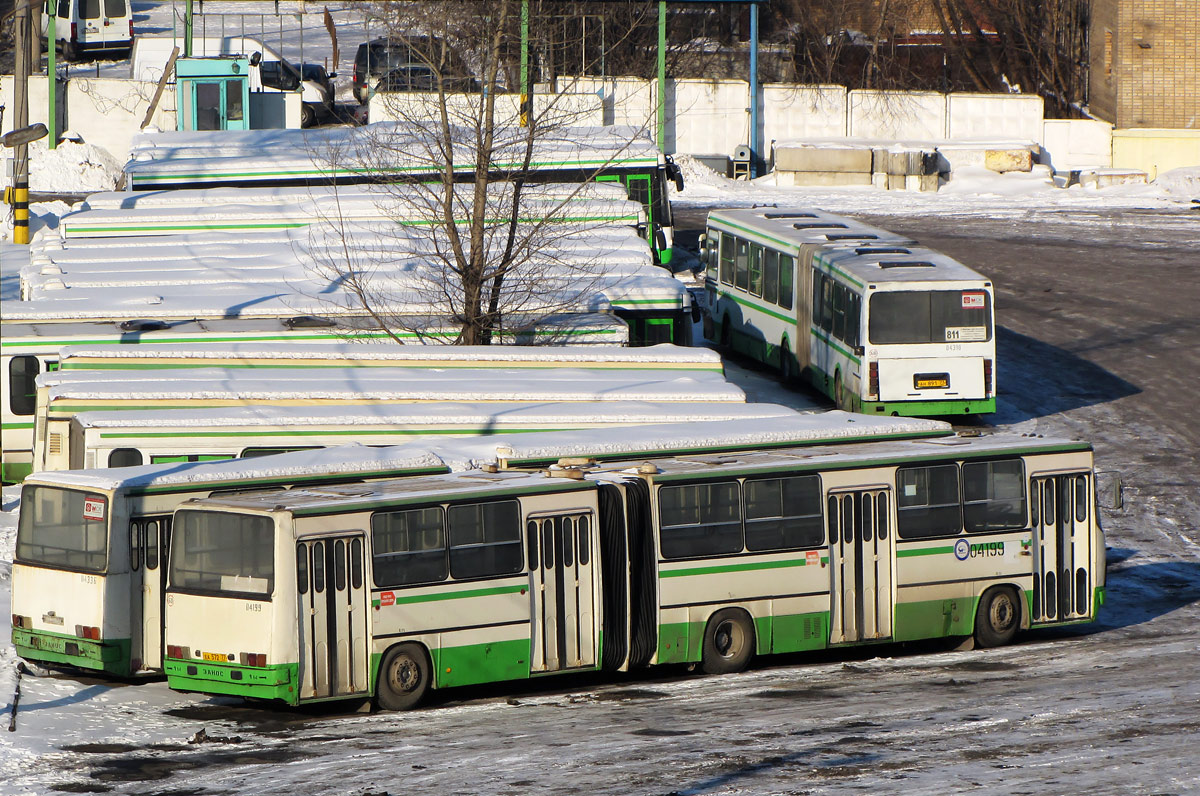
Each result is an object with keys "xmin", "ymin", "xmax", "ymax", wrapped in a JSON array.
[
  {"xmin": 669, "ymin": 79, "xmax": 748, "ymax": 156},
  {"xmin": 1112, "ymin": 128, "xmax": 1200, "ymax": 180},
  {"xmin": 368, "ymin": 92, "xmax": 603, "ymax": 128},
  {"xmin": 763, "ymin": 85, "xmax": 848, "ymax": 145},
  {"xmin": 1041, "ymin": 119, "xmax": 1114, "ymax": 170},
  {"xmin": 849, "ymin": 90, "xmax": 945, "ymax": 139},
  {"xmin": 64, "ymin": 77, "xmax": 176, "ymax": 161}
]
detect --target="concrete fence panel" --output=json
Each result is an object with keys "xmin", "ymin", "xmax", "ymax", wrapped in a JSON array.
[
  {"xmin": 850, "ymin": 90, "xmax": 946, "ymax": 139},
  {"xmin": 948, "ymin": 92, "xmax": 1043, "ymax": 142},
  {"xmin": 763, "ymin": 84, "xmax": 848, "ymax": 147},
  {"xmin": 669, "ymin": 78, "xmax": 749, "ymax": 157},
  {"xmin": 564, "ymin": 76, "xmax": 656, "ymax": 129},
  {"xmin": 1040, "ymin": 119, "xmax": 1113, "ymax": 170},
  {"xmin": 64, "ymin": 77, "xmax": 177, "ymax": 162}
]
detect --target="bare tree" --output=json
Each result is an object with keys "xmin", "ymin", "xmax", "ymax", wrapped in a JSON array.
[{"xmin": 309, "ymin": 0, "xmax": 663, "ymax": 345}]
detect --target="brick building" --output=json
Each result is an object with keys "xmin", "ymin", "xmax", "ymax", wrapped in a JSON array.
[{"xmin": 1089, "ymin": 0, "xmax": 1200, "ymax": 128}]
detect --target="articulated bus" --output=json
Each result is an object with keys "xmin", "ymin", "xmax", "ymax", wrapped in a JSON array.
[
  {"xmin": 32, "ymin": 366, "xmax": 745, "ymax": 474},
  {"xmin": 702, "ymin": 207, "xmax": 995, "ymax": 416},
  {"xmin": 11, "ymin": 412, "xmax": 951, "ymax": 677},
  {"xmin": 159, "ymin": 431, "xmax": 1103, "ymax": 709},
  {"xmin": 123, "ymin": 123, "xmax": 684, "ymax": 264}
]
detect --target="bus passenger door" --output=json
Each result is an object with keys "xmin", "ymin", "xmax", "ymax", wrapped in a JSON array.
[
  {"xmin": 296, "ymin": 535, "xmax": 369, "ymax": 699},
  {"xmin": 134, "ymin": 515, "xmax": 170, "ymax": 671},
  {"xmin": 528, "ymin": 513, "xmax": 597, "ymax": 673},
  {"xmin": 828, "ymin": 490, "xmax": 894, "ymax": 644},
  {"xmin": 1031, "ymin": 474, "xmax": 1094, "ymax": 622}
]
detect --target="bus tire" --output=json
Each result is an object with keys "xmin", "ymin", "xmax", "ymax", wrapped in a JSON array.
[
  {"xmin": 974, "ymin": 587, "xmax": 1020, "ymax": 648},
  {"xmin": 719, "ymin": 316, "xmax": 731, "ymax": 348},
  {"xmin": 376, "ymin": 642, "xmax": 431, "ymax": 711},
  {"xmin": 833, "ymin": 372, "xmax": 846, "ymax": 410},
  {"xmin": 701, "ymin": 609, "xmax": 754, "ymax": 675}
]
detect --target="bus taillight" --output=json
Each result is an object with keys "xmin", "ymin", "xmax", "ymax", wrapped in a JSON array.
[
  {"xmin": 75, "ymin": 625, "xmax": 100, "ymax": 640},
  {"xmin": 984, "ymin": 358, "xmax": 993, "ymax": 396},
  {"xmin": 12, "ymin": 614, "xmax": 30, "ymax": 629},
  {"xmin": 167, "ymin": 645, "xmax": 191, "ymax": 659},
  {"xmin": 868, "ymin": 362, "xmax": 879, "ymax": 399},
  {"xmin": 240, "ymin": 652, "xmax": 268, "ymax": 667}
]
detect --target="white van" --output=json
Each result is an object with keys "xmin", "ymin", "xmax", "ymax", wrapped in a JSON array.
[{"xmin": 42, "ymin": 0, "xmax": 133, "ymax": 60}]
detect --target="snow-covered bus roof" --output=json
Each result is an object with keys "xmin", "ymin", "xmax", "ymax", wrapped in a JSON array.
[
  {"xmin": 124, "ymin": 123, "xmax": 663, "ymax": 190},
  {"xmin": 706, "ymin": 207, "xmax": 917, "ymax": 251},
  {"xmin": 69, "ymin": 400, "xmax": 794, "ymax": 431},
  {"xmin": 814, "ymin": 244, "xmax": 990, "ymax": 286},
  {"xmin": 56, "ymin": 342, "xmax": 723, "ymax": 372},
  {"xmin": 60, "ymin": 182, "xmax": 643, "ymax": 239},
  {"xmin": 23, "ymin": 411, "xmax": 952, "ymax": 493},
  {"xmin": 40, "ymin": 366, "xmax": 746, "ymax": 404}
]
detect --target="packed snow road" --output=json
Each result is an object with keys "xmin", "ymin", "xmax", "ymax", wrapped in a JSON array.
[{"xmin": 2, "ymin": 205, "xmax": 1199, "ymax": 795}]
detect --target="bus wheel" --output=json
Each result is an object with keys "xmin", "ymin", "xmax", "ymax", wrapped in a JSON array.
[
  {"xmin": 974, "ymin": 587, "xmax": 1020, "ymax": 648},
  {"xmin": 377, "ymin": 643, "xmax": 430, "ymax": 711},
  {"xmin": 701, "ymin": 609, "xmax": 754, "ymax": 674},
  {"xmin": 833, "ymin": 372, "xmax": 846, "ymax": 410},
  {"xmin": 719, "ymin": 316, "xmax": 731, "ymax": 348}
]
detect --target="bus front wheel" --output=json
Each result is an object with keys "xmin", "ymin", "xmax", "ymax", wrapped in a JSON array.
[
  {"xmin": 377, "ymin": 643, "xmax": 430, "ymax": 711},
  {"xmin": 701, "ymin": 609, "xmax": 754, "ymax": 675},
  {"xmin": 974, "ymin": 587, "xmax": 1020, "ymax": 648}
]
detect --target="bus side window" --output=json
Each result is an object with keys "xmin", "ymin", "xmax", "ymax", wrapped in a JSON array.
[
  {"xmin": 779, "ymin": 255, "xmax": 794, "ymax": 310},
  {"xmin": 847, "ymin": 293, "xmax": 861, "ymax": 347},
  {"xmin": 57, "ymin": 0, "xmax": 68, "ymax": 18},
  {"xmin": 815, "ymin": 274, "xmax": 825, "ymax": 331},
  {"xmin": 833, "ymin": 283, "xmax": 847, "ymax": 342},
  {"xmin": 763, "ymin": 250, "xmax": 779, "ymax": 304},
  {"xmin": 719, "ymin": 233, "xmax": 735, "ymax": 285},
  {"xmin": 145, "ymin": 519, "xmax": 160, "ymax": 569},
  {"xmin": 109, "ymin": 448, "xmax": 144, "ymax": 468},
  {"xmin": 821, "ymin": 275, "xmax": 834, "ymax": 333},
  {"xmin": 735, "ymin": 239, "xmax": 749, "ymax": 291},
  {"xmin": 748, "ymin": 244, "xmax": 764, "ymax": 297}
]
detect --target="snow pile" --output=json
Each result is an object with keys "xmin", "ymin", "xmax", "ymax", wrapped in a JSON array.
[
  {"xmin": 939, "ymin": 164, "xmax": 1056, "ymax": 196},
  {"xmin": 1153, "ymin": 166, "xmax": 1200, "ymax": 200},
  {"xmin": 26, "ymin": 139, "xmax": 123, "ymax": 193},
  {"xmin": 671, "ymin": 153, "xmax": 758, "ymax": 198},
  {"xmin": 0, "ymin": 200, "xmax": 73, "ymax": 242}
]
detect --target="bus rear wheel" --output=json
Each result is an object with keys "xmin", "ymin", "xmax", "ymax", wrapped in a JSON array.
[
  {"xmin": 701, "ymin": 609, "xmax": 754, "ymax": 674},
  {"xmin": 779, "ymin": 342, "xmax": 796, "ymax": 383},
  {"xmin": 377, "ymin": 643, "xmax": 430, "ymax": 711},
  {"xmin": 974, "ymin": 587, "xmax": 1020, "ymax": 648}
]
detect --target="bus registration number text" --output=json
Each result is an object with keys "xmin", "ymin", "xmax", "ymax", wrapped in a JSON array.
[{"xmin": 945, "ymin": 326, "xmax": 987, "ymax": 342}]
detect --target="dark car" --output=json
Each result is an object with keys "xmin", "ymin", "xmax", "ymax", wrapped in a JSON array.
[{"xmin": 352, "ymin": 36, "xmax": 471, "ymax": 103}]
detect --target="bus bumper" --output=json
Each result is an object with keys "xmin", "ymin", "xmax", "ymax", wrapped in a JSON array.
[
  {"xmin": 859, "ymin": 397, "xmax": 997, "ymax": 417},
  {"xmin": 13, "ymin": 629, "xmax": 132, "ymax": 675},
  {"xmin": 164, "ymin": 658, "xmax": 298, "ymax": 704}
]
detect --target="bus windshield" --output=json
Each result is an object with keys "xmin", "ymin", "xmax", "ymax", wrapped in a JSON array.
[
  {"xmin": 16, "ymin": 485, "xmax": 109, "ymax": 572},
  {"xmin": 868, "ymin": 290, "xmax": 992, "ymax": 345},
  {"xmin": 170, "ymin": 510, "xmax": 275, "ymax": 597}
]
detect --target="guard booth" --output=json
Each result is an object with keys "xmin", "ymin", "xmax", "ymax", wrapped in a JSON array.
[{"xmin": 175, "ymin": 56, "xmax": 250, "ymax": 131}]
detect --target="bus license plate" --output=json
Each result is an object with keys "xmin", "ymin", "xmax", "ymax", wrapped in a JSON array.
[
  {"xmin": 202, "ymin": 652, "xmax": 226, "ymax": 662},
  {"xmin": 915, "ymin": 374, "xmax": 949, "ymax": 389}
]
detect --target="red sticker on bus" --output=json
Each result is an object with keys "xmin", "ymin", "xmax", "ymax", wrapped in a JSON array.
[
  {"xmin": 380, "ymin": 592, "xmax": 395, "ymax": 607},
  {"xmin": 83, "ymin": 498, "xmax": 105, "ymax": 522},
  {"xmin": 962, "ymin": 292, "xmax": 986, "ymax": 309},
  {"xmin": 806, "ymin": 550, "xmax": 820, "ymax": 566}
]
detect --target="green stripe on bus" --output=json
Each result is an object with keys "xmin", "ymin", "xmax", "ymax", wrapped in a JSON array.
[
  {"xmin": 895, "ymin": 546, "xmax": 956, "ymax": 558},
  {"xmin": 2, "ymin": 422, "xmax": 34, "ymax": 430},
  {"xmin": 68, "ymin": 362, "xmax": 720, "ymax": 372},
  {"xmin": 130, "ymin": 466, "xmax": 449, "ymax": 496},
  {"xmin": 660, "ymin": 557, "xmax": 826, "ymax": 579},
  {"xmin": 100, "ymin": 427, "xmax": 572, "ymax": 439},
  {"xmin": 373, "ymin": 583, "xmax": 526, "ymax": 607},
  {"xmin": 715, "ymin": 290, "xmax": 795, "ymax": 324}
]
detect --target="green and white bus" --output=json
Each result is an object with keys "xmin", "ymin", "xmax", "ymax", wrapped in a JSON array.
[
  {"xmin": 702, "ymin": 207, "xmax": 996, "ymax": 416},
  {"xmin": 160, "ymin": 431, "xmax": 1103, "ymax": 709}
]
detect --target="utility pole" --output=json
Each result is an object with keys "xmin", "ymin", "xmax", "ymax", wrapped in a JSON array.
[{"xmin": 12, "ymin": 0, "xmax": 32, "ymax": 245}]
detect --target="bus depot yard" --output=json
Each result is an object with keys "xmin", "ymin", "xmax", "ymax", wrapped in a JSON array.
[
  {"xmin": 3, "ymin": 59, "xmax": 1200, "ymax": 796},
  {"xmin": 0, "ymin": 180, "xmax": 1197, "ymax": 792}
]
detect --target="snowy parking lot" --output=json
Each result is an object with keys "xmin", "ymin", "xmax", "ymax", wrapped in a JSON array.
[{"xmin": 2, "ymin": 169, "xmax": 1199, "ymax": 794}]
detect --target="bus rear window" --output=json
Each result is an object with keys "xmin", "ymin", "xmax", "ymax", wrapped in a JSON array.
[
  {"xmin": 16, "ymin": 486, "xmax": 108, "ymax": 572},
  {"xmin": 869, "ymin": 290, "xmax": 992, "ymax": 345},
  {"xmin": 170, "ymin": 510, "xmax": 274, "ymax": 597}
]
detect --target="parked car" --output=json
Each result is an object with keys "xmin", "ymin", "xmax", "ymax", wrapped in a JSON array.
[
  {"xmin": 256, "ymin": 55, "xmax": 335, "ymax": 127},
  {"xmin": 352, "ymin": 36, "xmax": 470, "ymax": 103},
  {"xmin": 373, "ymin": 65, "xmax": 480, "ymax": 95}
]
